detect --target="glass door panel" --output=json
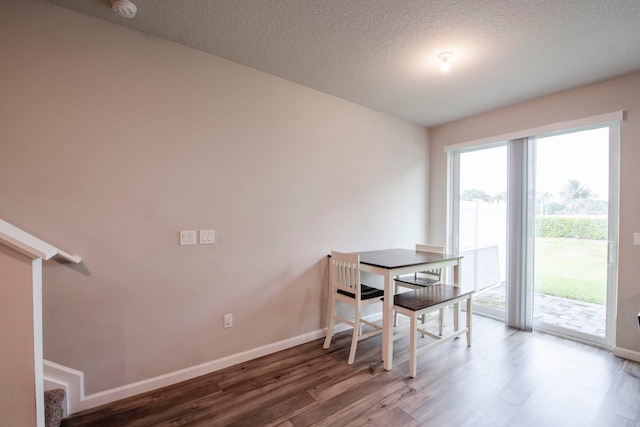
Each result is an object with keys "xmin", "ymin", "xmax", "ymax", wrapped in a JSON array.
[
  {"xmin": 459, "ymin": 145, "xmax": 507, "ymax": 319},
  {"xmin": 533, "ymin": 127, "xmax": 610, "ymax": 342}
]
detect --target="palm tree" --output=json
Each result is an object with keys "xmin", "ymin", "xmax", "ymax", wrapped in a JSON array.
[
  {"xmin": 558, "ymin": 179, "xmax": 604, "ymax": 215},
  {"xmin": 560, "ymin": 179, "xmax": 593, "ymax": 201}
]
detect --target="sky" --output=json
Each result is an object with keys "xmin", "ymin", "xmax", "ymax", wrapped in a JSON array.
[
  {"xmin": 536, "ymin": 127, "xmax": 609, "ymax": 202},
  {"xmin": 459, "ymin": 127, "xmax": 610, "ymax": 202}
]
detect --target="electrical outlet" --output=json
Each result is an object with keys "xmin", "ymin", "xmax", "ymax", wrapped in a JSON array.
[{"xmin": 224, "ymin": 314, "xmax": 233, "ymax": 328}]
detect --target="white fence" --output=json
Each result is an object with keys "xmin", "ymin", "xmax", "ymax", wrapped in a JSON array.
[{"xmin": 460, "ymin": 200, "xmax": 506, "ymax": 291}]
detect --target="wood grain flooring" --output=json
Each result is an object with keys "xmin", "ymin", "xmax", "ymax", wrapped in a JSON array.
[{"xmin": 61, "ymin": 315, "xmax": 640, "ymax": 426}]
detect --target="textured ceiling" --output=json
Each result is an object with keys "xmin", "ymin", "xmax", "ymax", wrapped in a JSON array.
[{"xmin": 44, "ymin": 0, "xmax": 640, "ymax": 127}]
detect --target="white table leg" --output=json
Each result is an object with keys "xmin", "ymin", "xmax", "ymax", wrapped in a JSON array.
[{"xmin": 383, "ymin": 270, "xmax": 393, "ymax": 370}]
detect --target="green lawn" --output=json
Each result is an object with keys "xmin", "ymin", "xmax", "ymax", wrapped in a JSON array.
[{"xmin": 534, "ymin": 237, "xmax": 607, "ymax": 304}]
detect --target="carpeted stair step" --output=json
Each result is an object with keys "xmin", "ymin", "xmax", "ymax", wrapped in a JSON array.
[{"xmin": 44, "ymin": 388, "xmax": 65, "ymax": 427}]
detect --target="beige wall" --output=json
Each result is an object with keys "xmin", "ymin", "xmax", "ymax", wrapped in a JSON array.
[
  {"xmin": 0, "ymin": 245, "xmax": 38, "ymax": 426},
  {"xmin": 429, "ymin": 72, "xmax": 640, "ymax": 354},
  {"xmin": 0, "ymin": 1, "xmax": 429, "ymax": 394}
]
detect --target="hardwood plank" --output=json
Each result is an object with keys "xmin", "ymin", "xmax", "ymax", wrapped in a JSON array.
[
  {"xmin": 214, "ymin": 391, "xmax": 316, "ymax": 427},
  {"xmin": 129, "ymin": 369, "xmax": 331, "ymax": 426},
  {"xmin": 288, "ymin": 374, "xmax": 409, "ymax": 426},
  {"xmin": 60, "ymin": 376, "xmax": 223, "ymax": 426},
  {"xmin": 341, "ymin": 389, "xmax": 420, "ymax": 427}
]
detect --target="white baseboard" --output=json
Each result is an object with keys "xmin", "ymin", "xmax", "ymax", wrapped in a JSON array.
[
  {"xmin": 612, "ymin": 346, "xmax": 640, "ymax": 363},
  {"xmin": 44, "ymin": 328, "xmax": 327, "ymax": 414}
]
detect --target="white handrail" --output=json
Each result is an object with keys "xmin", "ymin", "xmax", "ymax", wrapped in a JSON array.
[
  {"xmin": 55, "ymin": 249, "xmax": 83, "ymax": 264},
  {"xmin": 0, "ymin": 219, "xmax": 81, "ymax": 264}
]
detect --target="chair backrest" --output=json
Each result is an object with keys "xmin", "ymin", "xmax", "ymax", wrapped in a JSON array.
[
  {"xmin": 415, "ymin": 244, "xmax": 444, "ymax": 254},
  {"xmin": 415, "ymin": 244, "xmax": 444, "ymax": 280},
  {"xmin": 330, "ymin": 251, "xmax": 361, "ymax": 298}
]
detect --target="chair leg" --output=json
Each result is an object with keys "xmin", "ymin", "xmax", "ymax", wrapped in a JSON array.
[
  {"xmin": 347, "ymin": 316, "xmax": 360, "ymax": 365},
  {"xmin": 393, "ymin": 283, "xmax": 400, "ymax": 327},
  {"xmin": 410, "ymin": 312, "xmax": 417, "ymax": 378},
  {"xmin": 323, "ymin": 318, "xmax": 334, "ymax": 349},
  {"xmin": 323, "ymin": 298, "xmax": 336, "ymax": 349},
  {"xmin": 438, "ymin": 308, "xmax": 444, "ymax": 336}
]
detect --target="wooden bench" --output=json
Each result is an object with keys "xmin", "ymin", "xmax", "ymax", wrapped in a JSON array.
[{"xmin": 393, "ymin": 284, "xmax": 473, "ymax": 377}]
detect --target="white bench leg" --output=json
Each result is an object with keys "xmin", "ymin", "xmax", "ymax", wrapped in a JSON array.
[
  {"xmin": 453, "ymin": 302, "xmax": 460, "ymax": 332},
  {"xmin": 466, "ymin": 296, "xmax": 472, "ymax": 347},
  {"xmin": 410, "ymin": 313, "xmax": 418, "ymax": 378}
]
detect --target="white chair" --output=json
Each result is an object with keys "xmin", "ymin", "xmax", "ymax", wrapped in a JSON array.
[
  {"xmin": 323, "ymin": 251, "xmax": 384, "ymax": 365},
  {"xmin": 394, "ymin": 244, "xmax": 445, "ymax": 332},
  {"xmin": 394, "ymin": 284, "xmax": 473, "ymax": 377},
  {"xmin": 395, "ymin": 244, "xmax": 444, "ymax": 291}
]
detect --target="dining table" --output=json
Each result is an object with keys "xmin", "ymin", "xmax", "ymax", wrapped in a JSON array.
[{"xmin": 355, "ymin": 248, "xmax": 463, "ymax": 371}]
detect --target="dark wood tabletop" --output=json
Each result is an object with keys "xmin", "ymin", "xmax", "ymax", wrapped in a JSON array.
[{"xmin": 355, "ymin": 248, "xmax": 462, "ymax": 269}]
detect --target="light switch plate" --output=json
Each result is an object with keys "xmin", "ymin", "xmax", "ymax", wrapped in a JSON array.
[
  {"xmin": 180, "ymin": 230, "xmax": 197, "ymax": 246},
  {"xmin": 200, "ymin": 230, "xmax": 215, "ymax": 244},
  {"xmin": 634, "ymin": 232, "xmax": 640, "ymax": 245}
]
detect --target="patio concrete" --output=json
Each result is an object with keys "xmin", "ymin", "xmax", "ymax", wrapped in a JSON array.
[{"xmin": 472, "ymin": 283, "xmax": 607, "ymax": 337}]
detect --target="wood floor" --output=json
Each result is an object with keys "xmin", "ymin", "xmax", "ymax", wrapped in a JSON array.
[{"xmin": 61, "ymin": 315, "xmax": 640, "ymax": 426}]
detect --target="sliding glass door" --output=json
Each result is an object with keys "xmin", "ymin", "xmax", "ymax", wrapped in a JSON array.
[{"xmin": 449, "ymin": 121, "xmax": 619, "ymax": 348}]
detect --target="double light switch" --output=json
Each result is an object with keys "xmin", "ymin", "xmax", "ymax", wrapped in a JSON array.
[
  {"xmin": 180, "ymin": 230, "xmax": 215, "ymax": 246},
  {"xmin": 200, "ymin": 230, "xmax": 215, "ymax": 244}
]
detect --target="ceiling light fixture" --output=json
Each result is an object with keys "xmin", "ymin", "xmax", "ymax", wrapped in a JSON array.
[
  {"xmin": 111, "ymin": 0, "xmax": 137, "ymax": 19},
  {"xmin": 438, "ymin": 52, "xmax": 453, "ymax": 72}
]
